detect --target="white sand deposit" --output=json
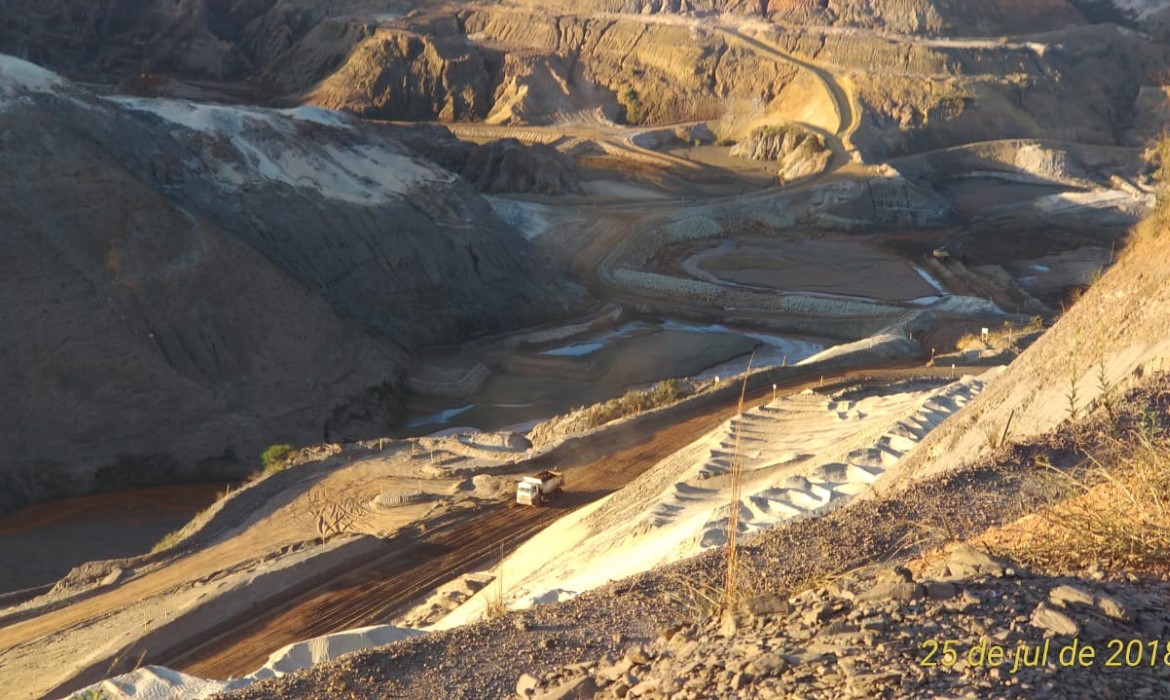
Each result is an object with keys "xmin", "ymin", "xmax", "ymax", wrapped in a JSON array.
[
  {"xmin": 60, "ymin": 667, "xmax": 246, "ymax": 700},
  {"xmin": 106, "ymin": 97, "xmax": 445, "ymax": 204},
  {"xmin": 61, "ymin": 625, "xmax": 422, "ymax": 699},
  {"xmin": 1033, "ymin": 189, "xmax": 1155, "ymax": 216},
  {"xmin": 0, "ymin": 55, "xmax": 65, "ymax": 98},
  {"xmin": 246, "ymin": 625, "xmax": 424, "ymax": 681},
  {"xmin": 434, "ymin": 373, "xmax": 990, "ymax": 628},
  {"xmin": 486, "ymin": 197, "xmax": 554, "ymax": 239}
]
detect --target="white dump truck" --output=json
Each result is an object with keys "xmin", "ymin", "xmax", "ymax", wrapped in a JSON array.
[{"xmin": 516, "ymin": 470, "xmax": 564, "ymax": 506}]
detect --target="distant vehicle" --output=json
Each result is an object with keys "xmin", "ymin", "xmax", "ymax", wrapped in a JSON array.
[
  {"xmin": 932, "ymin": 247, "xmax": 951, "ymax": 259},
  {"xmin": 516, "ymin": 470, "xmax": 564, "ymax": 506}
]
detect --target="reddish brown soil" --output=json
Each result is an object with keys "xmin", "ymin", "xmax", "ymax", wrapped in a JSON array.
[
  {"xmin": 0, "ymin": 482, "xmax": 232, "ymax": 598},
  {"xmin": 161, "ymin": 365, "xmax": 974, "ymax": 681}
]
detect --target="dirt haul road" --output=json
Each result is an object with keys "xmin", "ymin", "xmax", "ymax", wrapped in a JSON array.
[{"xmin": 163, "ymin": 363, "xmax": 979, "ymax": 682}]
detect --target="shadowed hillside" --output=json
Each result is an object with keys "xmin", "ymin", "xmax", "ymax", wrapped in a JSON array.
[{"xmin": 0, "ymin": 57, "xmax": 581, "ymax": 514}]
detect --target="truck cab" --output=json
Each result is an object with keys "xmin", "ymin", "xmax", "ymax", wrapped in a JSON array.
[
  {"xmin": 515, "ymin": 470, "xmax": 564, "ymax": 506},
  {"xmin": 516, "ymin": 478, "xmax": 544, "ymax": 506}
]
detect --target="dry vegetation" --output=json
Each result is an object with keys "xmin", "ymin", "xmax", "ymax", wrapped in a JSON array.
[
  {"xmin": 150, "ymin": 444, "xmax": 297, "ymax": 554},
  {"xmin": 982, "ymin": 429, "xmax": 1170, "ymax": 575},
  {"xmin": 577, "ymin": 378, "xmax": 688, "ymax": 430},
  {"xmin": 955, "ymin": 316, "xmax": 1044, "ymax": 352},
  {"xmin": 977, "ymin": 165, "xmax": 1170, "ymax": 576}
]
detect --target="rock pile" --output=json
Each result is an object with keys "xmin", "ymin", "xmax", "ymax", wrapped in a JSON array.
[
  {"xmin": 393, "ymin": 126, "xmax": 584, "ymax": 195},
  {"xmin": 461, "ymin": 139, "xmax": 583, "ymax": 195},
  {"xmin": 520, "ymin": 546, "xmax": 1170, "ymax": 699},
  {"xmin": 730, "ymin": 125, "xmax": 831, "ymax": 183}
]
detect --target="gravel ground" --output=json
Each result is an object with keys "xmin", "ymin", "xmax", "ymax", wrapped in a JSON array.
[
  {"xmin": 218, "ymin": 375, "xmax": 1170, "ymax": 700},
  {"xmin": 525, "ymin": 549, "xmax": 1170, "ymax": 699}
]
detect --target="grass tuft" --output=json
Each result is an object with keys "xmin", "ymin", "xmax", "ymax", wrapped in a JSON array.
[
  {"xmin": 149, "ymin": 529, "xmax": 184, "ymax": 555},
  {"xmin": 261, "ymin": 443, "xmax": 295, "ymax": 475},
  {"xmin": 986, "ymin": 432, "xmax": 1170, "ymax": 573}
]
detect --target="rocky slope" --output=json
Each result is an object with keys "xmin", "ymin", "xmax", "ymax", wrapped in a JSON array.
[
  {"xmin": 730, "ymin": 124, "xmax": 831, "ymax": 182},
  {"xmin": 394, "ymin": 126, "xmax": 585, "ymax": 194},
  {"xmin": 0, "ymin": 0, "xmax": 385, "ymax": 91},
  {"xmin": 306, "ymin": 25, "xmax": 493, "ymax": 121},
  {"xmin": 882, "ymin": 200, "xmax": 1170, "ymax": 491},
  {"xmin": 0, "ymin": 56, "xmax": 580, "ymax": 514},
  {"xmin": 0, "ymin": 0, "xmax": 1144, "ymax": 89},
  {"xmin": 461, "ymin": 139, "xmax": 584, "ymax": 194},
  {"xmin": 5, "ymin": 0, "xmax": 1168, "ymax": 159},
  {"xmin": 523, "ymin": 546, "xmax": 1170, "ymax": 699}
]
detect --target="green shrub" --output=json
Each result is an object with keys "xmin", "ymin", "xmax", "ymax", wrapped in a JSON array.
[
  {"xmin": 261, "ymin": 443, "xmax": 295, "ymax": 474},
  {"xmin": 617, "ymin": 84, "xmax": 646, "ymax": 124},
  {"xmin": 650, "ymin": 378, "xmax": 684, "ymax": 404},
  {"xmin": 580, "ymin": 379, "xmax": 689, "ymax": 429}
]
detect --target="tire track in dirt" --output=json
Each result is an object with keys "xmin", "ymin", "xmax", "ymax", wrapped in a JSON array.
[
  {"xmin": 162, "ymin": 364, "xmax": 976, "ymax": 681},
  {"xmin": 164, "ymin": 407, "xmax": 746, "ymax": 680}
]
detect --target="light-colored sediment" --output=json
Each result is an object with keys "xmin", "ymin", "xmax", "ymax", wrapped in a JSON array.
[{"xmin": 431, "ymin": 372, "xmax": 989, "ymax": 628}]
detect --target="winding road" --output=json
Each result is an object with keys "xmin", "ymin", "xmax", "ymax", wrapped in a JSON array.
[
  {"xmin": 2, "ymin": 8, "xmax": 1123, "ymax": 698},
  {"xmin": 714, "ymin": 24, "xmax": 862, "ymax": 162}
]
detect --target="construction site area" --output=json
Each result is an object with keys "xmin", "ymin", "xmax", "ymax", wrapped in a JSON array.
[{"xmin": 1, "ymin": 0, "xmax": 1167, "ymax": 697}]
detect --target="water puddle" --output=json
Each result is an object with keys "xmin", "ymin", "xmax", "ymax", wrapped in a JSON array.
[{"xmin": 402, "ymin": 318, "xmax": 827, "ymax": 435}]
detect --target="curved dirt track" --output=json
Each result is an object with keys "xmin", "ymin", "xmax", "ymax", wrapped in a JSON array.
[
  {"xmin": 162, "ymin": 363, "xmax": 977, "ymax": 682},
  {"xmin": 714, "ymin": 26, "xmax": 857, "ymax": 163}
]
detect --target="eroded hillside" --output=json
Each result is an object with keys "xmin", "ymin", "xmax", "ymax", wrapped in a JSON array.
[
  {"xmin": 3, "ymin": 0, "xmax": 1168, "ymax": 160},
  {"xmin": 0, "ymin": 57, "xmax": 581, "ymax": 513},
  {"xmin": 885, "ymin": 201, "xmax": 1170, "ymax": 489}
]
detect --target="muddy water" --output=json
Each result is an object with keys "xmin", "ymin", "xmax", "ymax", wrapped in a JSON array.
[
  {"xmin": 0, "ymin": 320, "xmax": 820, "ymax": 596},
  {"xmin": 399, "ymin": 318, "xmax": 827, "ymax": 436},
  {"xmin": 0, "ymin": 482, "xmax": 234, "ymax": 596}
]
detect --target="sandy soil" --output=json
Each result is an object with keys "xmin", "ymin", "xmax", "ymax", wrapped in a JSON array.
[
  {"xmin": 430, "ymin": 372, "xmax": 989, "ymax": 629},
  {"xmin": 0, "ymin": 437, "xmax": 532, "ymax": 699},
  {"xmin": 158, "ymin": 372, "xmax": 852, "ymax": 683},
  {"xmin": 659, "ymin": 143, "xmax": 781, "ymax": 186},
  {"xmin": 158, "ymin": 360, "xmax": 960, "ymax": 680},
  {"xmin": 15, "ymin": 145, "xmax": 1131, "ymax": 700},
  {"xmin": 0, "ymin": 354, "xmax": 958, "ymax": 698},
  {"xmin": 9, "ymin": 41, "xmax": 1156, "ymax": 699},
  {"xmin": 211, "ymin": 374, "xmax": 1170, "ymax": 700}
]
